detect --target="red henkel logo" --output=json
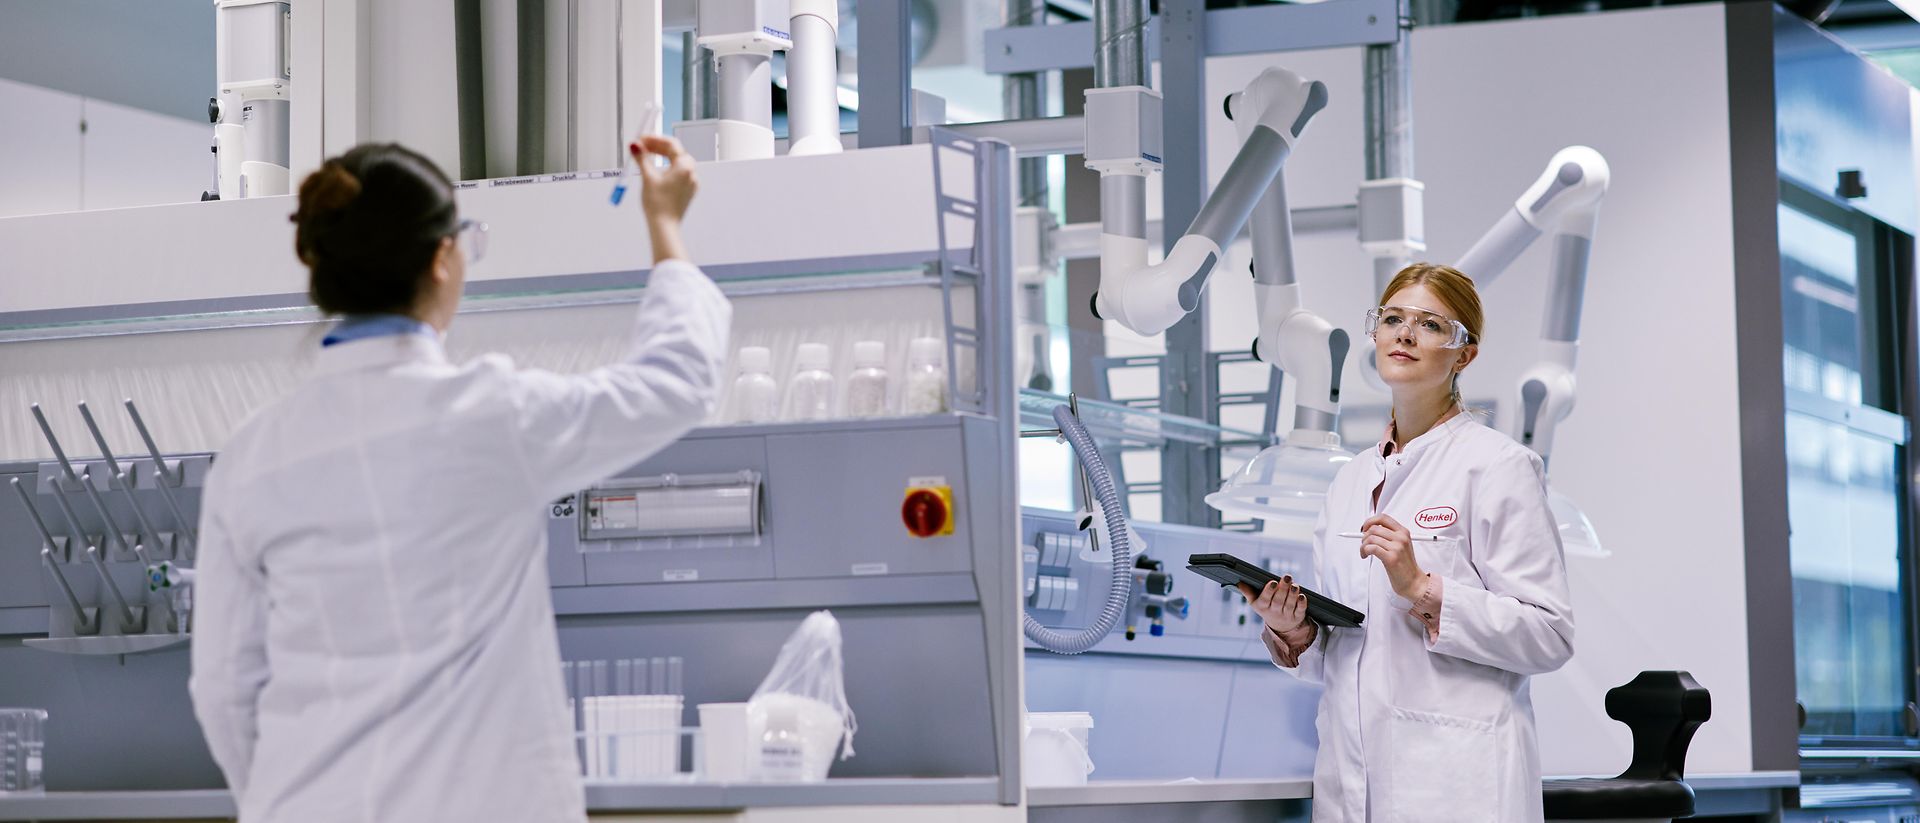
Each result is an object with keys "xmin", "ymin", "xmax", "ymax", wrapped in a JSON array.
[{"xmin": 1415, "ymin": 506, "xmax": 1457, "ymax": 529}]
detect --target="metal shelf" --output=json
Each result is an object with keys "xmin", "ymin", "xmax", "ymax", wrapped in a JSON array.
[
  {"xmin": 1020, "ymin": 389, "xmax": 1275, "ymax": 450},
  {"xmin": 0, "ymin": 267, "xmax": 942, "ymax": 344},
  {"xmin": 23, "ymin": 633, "xmax": 189, "ymax": 656}
]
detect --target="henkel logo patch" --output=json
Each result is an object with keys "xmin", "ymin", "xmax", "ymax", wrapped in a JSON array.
[{"xmin": 1415, "ymin": 506, "xmax": 1458, "ymax": 529}]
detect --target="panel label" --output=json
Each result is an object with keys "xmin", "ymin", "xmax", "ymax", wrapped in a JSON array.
[
  {"xmin": 663, "ymin": 569, "xmax": 699, "ymax": 582},
  {"xmin": 851, "ymin": 563, "xmax": 890, "ymax": 576}
]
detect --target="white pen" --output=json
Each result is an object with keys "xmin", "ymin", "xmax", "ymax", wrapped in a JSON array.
[{"xmin": 1338, "ymin": 531, "xmax": 1445, "ymax": 541}]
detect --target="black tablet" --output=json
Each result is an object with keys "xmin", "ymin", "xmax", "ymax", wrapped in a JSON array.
[{"xmin": 1187, "ymin": 552, "xmax": 1365, "ymax": 629}]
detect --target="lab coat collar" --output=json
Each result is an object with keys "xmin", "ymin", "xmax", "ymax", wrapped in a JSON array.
[
  {"xmin": 312, "ymin": 330, "xmax": 448, "ymax": 376},
  {"xmin": 1374, "ymin": 408, "xmax": 1475, "ymax": 465}
]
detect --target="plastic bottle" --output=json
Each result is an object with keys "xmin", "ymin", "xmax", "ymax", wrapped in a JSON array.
[
  {"xmin": 784, "ymin": 343, "xmax": 837, "ymax": 421},
  {"xmin": 727, "ymin": 346, "xmax": 780, "ymax": 424},
  {"xmin": 755, "ymin": 698, "xmax": 808, "ymax": 781},
  {"xmin": 902, "ymin": 337, "xmax": 948, "ymax": 415},
  {"xmin": 843, "ymin": 341, "xmax": 890, "ymax": 418}
]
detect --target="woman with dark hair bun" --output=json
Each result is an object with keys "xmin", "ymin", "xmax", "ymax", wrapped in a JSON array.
[{"xmin": 189, "ymin": 136, "xmax": 728, "ymax": 823}]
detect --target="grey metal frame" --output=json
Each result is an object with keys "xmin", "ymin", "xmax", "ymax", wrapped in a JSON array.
[
  {"xmin": 857, "ymin": 0, "xmax": 913, "ymax": 149},
  {"xmin": 1157, "ymin": 0, "xmax": 1215, "ymax": 527},
  {"xmin": 984, "ymin": 0, "xmax": 1400, "ymax": 75},
  {"xmin": 1724, "ymin": 0, "xmax": 1798, "ymax": 774}
]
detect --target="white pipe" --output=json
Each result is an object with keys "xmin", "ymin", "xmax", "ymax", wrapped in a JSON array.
[
  {"xmin": 1455, "ymin": 145, "xmax": 1609, "ymax": 288},
  {"xmin": 1092, "ymin": 67, "xmax": 1324, "ymax": 337},
  {"xmin": 785, "ymin": 0, "xmax": 841, "ymax": 156},
  {"xmin": 715, "ymin": 53, "xmax": 771, "ymax": 127}
]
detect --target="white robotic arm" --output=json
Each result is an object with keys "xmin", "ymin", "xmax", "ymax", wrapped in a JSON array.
[
  {"xmin": 211, "ymin": 0, "xmax": 292, "ymax": 200},
  {"xmin": 1091, "ymin": 67, "xmax": 1355, "ymax": 525},
  {"xmin": 1453, "ymin": 146, "xmax": 1610, "ymax": 466},
  {"xmin": 1231, "ymin": 84, "xmax": 1349, "ymax": 435},
  {"xmin": 1454, "ymin": 145, "xmax": 1610, "ymax": 290},
  {"xmin": 1090, "ymin": 67, "xmax": 1329, "ymax": 337}
]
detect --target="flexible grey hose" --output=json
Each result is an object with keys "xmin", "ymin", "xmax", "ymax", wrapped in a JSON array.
[{"xmin": 1024, "ymin": 405, "xmax": 1135, "ymax": 654}]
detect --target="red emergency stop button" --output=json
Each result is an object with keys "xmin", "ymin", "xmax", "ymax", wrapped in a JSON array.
[{"xmin": 902, "ymin": 487, "xmax": 954, "ymax": 538}]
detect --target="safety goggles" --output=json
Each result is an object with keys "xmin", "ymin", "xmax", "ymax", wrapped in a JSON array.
[
  {"xmin": 1364, "ymin": 305, "xmax": 1472, "ymax": 349},
  {"xmin": 456, "ymin": 218, "xmax": 489, "ymax": 264}
]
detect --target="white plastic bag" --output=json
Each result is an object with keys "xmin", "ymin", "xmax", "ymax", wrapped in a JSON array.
[{"xmin": 746, "ymin": 611, "xmax": 857, "ymax": 781}]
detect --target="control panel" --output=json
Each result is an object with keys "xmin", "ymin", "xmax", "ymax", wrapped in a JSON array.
[
  {"xmin": 546, "ymin": 417, "xmax": 984, "ymax": 588},
  {"xmin": 1020, "ymin": 508, "xmax": 1312, "ymax": 661}
]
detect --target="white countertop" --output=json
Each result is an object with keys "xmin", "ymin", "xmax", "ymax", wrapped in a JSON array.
[{"xmin": 0, "ymin": 772, "xmax": 1800, "ymax": 819}]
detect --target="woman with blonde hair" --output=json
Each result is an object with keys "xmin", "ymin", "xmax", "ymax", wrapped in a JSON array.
[{"xmin": 1239, "ymin": 262, "xmax": 1575, "ymax": 822}]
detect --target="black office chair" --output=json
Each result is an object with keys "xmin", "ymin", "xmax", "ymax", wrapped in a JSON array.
[{"xmin": 1544, "ymin": 670, "xmax": 1711, "ymax": 822}]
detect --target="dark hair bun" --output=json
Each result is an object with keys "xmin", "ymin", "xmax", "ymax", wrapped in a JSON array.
[
  {"xmin": 291, "ymin": 143, "xmax": 458, "ymax": 316},
  {"xmin": 300, "ymin": 162, "xmax": 362, "ymax": 217}
]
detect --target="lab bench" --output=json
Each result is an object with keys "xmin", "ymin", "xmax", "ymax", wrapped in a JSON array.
[
  {"xmin": 0, "ymin": 777, "xmax": 1014, "ymax": 822},
  {"xmin": 0, "ymin": 772, "xmax": 1798, "ymax": 822}
]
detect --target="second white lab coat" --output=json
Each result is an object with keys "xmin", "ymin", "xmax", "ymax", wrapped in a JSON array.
[
  {"xmin": 189, "ymin": 260, "xmax": 731, "ymax": 823},
  {"xmin": 1268, "ymin": 411, "xmax": 1575, "ymax": 823}
]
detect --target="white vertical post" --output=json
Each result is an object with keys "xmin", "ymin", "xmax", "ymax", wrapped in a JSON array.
[
  {"xmin": 289, "ymin": 0, "xmax": 328, "ymax": 181},
  {"xmin": 620, "ymin": 0, "xmax": 666, "ymax": 148},
  {"xmin": 573, "ymin": 1, "xmax": 619, "ymax": 170},
  {"xmin": 319, "ymin": 0, "xmax": 371, "ymax": 161}
]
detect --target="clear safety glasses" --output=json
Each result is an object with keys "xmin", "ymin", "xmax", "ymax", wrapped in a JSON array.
[
  {"xmin": 1364, "ymin": 305, "xmax": 1472, "ymax": 349},
  {"xmin": 456, "ymin": 218, "xmax": 490, "ymax": 264}
]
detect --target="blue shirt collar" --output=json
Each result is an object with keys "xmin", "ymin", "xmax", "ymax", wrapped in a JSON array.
[{"xmin": 321, "ymin": 314, "xmax": 437, "ymax": 348}]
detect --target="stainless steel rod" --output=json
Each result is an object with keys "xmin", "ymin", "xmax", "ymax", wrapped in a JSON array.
[
  {"xmin": 30, "ymin": 404, "xmax": 79, "ymax": 484},
  {"xmin": 79, "ymin": 467, "xmax": 138, "ymax": 563},
  {"xmin": 11, "ymin": 478, "xmax": 64, "ymax": 558},
  {"xmin": 40, "ymin": 549, "xmax": 97, "ymax": 635},
  {"xmin": 84, "ymin": 545, "xmax": 140, "ymax": 631},
  {"xmin": 77, "ymin": 402, "xmax": 124, "ymax": 481},
  {"xmin": 154, "ymin": 467, "xmax": 197, "ymax": 558},
  {"xmin": 114, "ymin": 471, "xmax": 166, "ymax": 564},
  {"xmin": 125, "ymin": 400, "xmax": 179, "ymax": 486}
]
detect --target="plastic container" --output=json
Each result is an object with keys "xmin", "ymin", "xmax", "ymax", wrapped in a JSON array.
[
  {"xmin": 843, "ymin": 341, "xmax": 890, "ymax": 418},
  {"xmin": 784, "ymin": 343, "xmax": 837, "ymax": 421},
  {"xmin": 1023, "ymin": 711, "xmax": 1094, "ymax": 787},
  {"xmin": 0, "ymin": 709, "xmax": 46, "ymax": 794},
  {"xmin": 747, "ymin": 693, "xmax": 844, "ymax": 782},
  {"xmin": 727, "ymin": 346, "xmax": 780, "ymax": 424},
  {"xmin": 564, "ymin": 658, "xmax": 685, "ymax": 780},
  {"xmin": 901, "ymin": 337, "xmax": 948, "ymax": 415},
  {"xmin": 697, "ymin": 702, "xmax": 752, "ymax": 782}
]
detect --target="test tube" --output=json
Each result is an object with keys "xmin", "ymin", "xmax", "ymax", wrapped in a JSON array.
[
  {"xmin": 590, "ymin": 661, "xmax": 609, "ymax": 778},
  {"xmin": 561, "ymin": 662, "xmax": 581, "ymax": 774}
]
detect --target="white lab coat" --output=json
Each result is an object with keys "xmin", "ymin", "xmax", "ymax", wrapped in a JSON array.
[
  {"xmin": 189, "ymin": 260, "xmax": 732, "ymax": 823},
  {"xmin": 1266, "ymin": 411, "xmax": 1575, "ymax": 823}
]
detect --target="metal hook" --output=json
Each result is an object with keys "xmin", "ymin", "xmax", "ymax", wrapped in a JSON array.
[
  {"xmin": 78, "ymin": 466, "xmax": 143, "ymax": 566},
  {"xmin": 29, "ymin": 404, "xmax": 80, "ymax": 488},
  {"xmin": 77, "ymin": 401, "xmax": 125, "ymax": 486},
  {"xmin": 83, "ymin": 545, "xmax": 142, "ymax": 633},
  {"xmin": 10, "ymin": 478, "xmax": 68, "ymax": 562},
  {"xmin": 46, "ymin": 479, "xmax": 98, "ymax": 560},
  {"xmin": 13, "ymin": 479, "xmax": 99, "ymax": 635},
  {"xmin": 40, "ymin": 549, "xmax": 98, "ymax": 636},
  {"xmin": 125, "ymin": 400, "xmax": 178, "ymax": 487},
  {"xmin": 153, "ymin": 467, "xmax": 197, "ymax": 560},
  {"xmin": 114, "ymin": 471, "xmax": 169, "ymax": 563}
]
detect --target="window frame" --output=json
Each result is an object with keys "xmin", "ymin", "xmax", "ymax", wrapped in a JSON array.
[{"xmin": 1782, "ymin": 177, "xmax": 1920, "ymax": 753}]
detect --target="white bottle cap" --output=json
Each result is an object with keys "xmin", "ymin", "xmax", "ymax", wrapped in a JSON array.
[
  {"xmin": 737, "ymin": 346, "xmax": 772, "ymax": 374},
  {"xmin": 852, "ymin": 341, "xmax": 885, "ymax": 368},
  {"xmin": 907, "ymin": 337, "xmax": 943, "ymax": 367},
  {"xmin": 795, "ymin": 343, "xmax": 831, "ymax": 372}
]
